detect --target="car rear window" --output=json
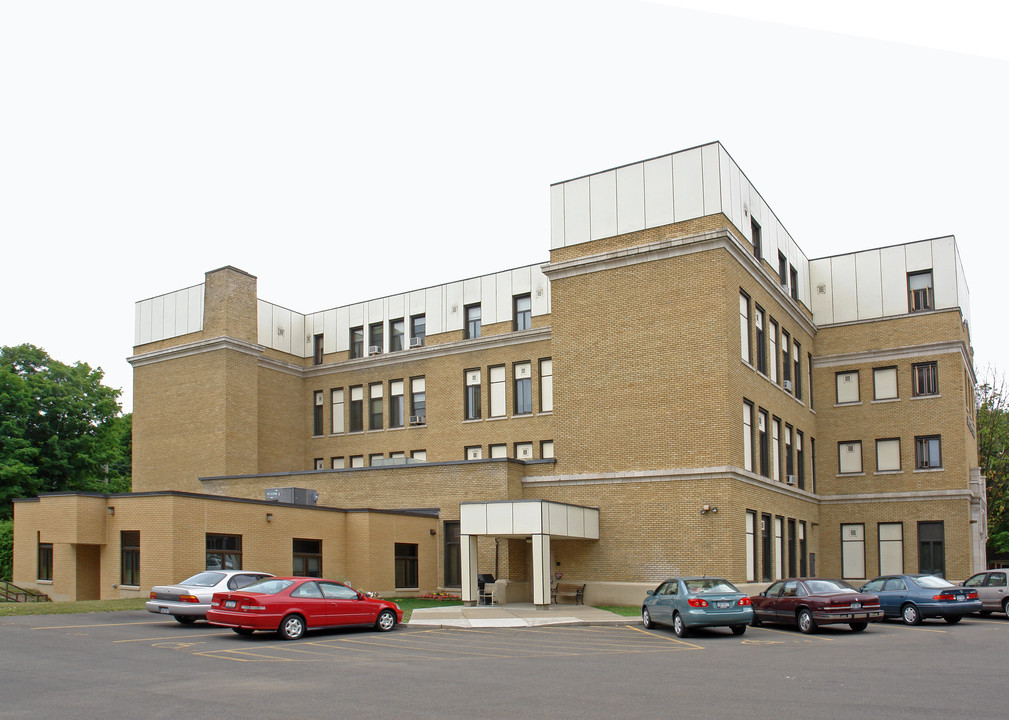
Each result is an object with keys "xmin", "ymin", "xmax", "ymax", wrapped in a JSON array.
[
  {"xmin": 805, "ymin": 579, "xmax": 856, "ymax": 594},
  {"xmin": 914, "ymin": 575, "xmax": 953, "ymax": 589},
  {"xmin": 238, "ymin": 579, "xmax": 295, "ymax": 594},
  {"xmin": 179, "ymin": 572, "xmax": 226, "ymax": 587},
  {"xmin": 685, "ymin": 578, "xmax": 739, "ymax": 594}
]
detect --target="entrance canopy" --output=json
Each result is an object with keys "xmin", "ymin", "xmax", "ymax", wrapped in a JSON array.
[{"xmin": 459, "ymin": 500, "xmax": 599, "ymax": 607}]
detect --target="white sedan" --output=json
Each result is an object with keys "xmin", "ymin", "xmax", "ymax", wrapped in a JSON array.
[{"xmin": 147, "ymin": 570, "xmax": 274, "ymax": 623}]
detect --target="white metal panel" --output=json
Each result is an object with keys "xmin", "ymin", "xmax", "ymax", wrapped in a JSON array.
[
  {"xmin": 855, "ymin": 250, "xmax": 883, "ymax": 319},
  {"xmin": 426, "ymin": 286, "xmax": 444, "ymax": 335},
  {"xmin": 830, "ymin": 254, "xmax": 858, "ymax": 323},
  {"xmin": 348, "ymin": 302, "xmax": 363, "ymax": 328},
  {"xmin": 292, "ymin": 312, "xmax": 307, "ymax": 357},
  {"xmin": 408, "ymin": 289, "xmax": 426, "ymax": 315},
  {"xmin": 616, "ymin": 163, "xmax": 645, "ymax": 236},
  {"xmin": 879, "ymin": 245, "xmax": 908, "ymax": 317},
  {"xmin": 511, "ymin": 501, "xmax": 542, "ymax": 535},
  {"xmin": 718, "ymin": 145, "xmax": 735, "ymax": 232},
  {"xmin": 488, "ymin": 502, "xmax": 517, "ymax": 534},
  {"xmin": 273, "ymin": 306, "xmax": 292, "ymax": 354},
  {"xmin": 324, "ymin": 310, "xmax": 337, "ymax": 353},
  {"xmin": 162, "ymin": 292, "xmax": 177, "ymax": 339},
  {"xmin": 368, "ymin": 298, "xmax": 384, "ymax": 324},
  {"xmin": 174, "ymin": 291, "xmax": 189, "ymax": 336},
  {"xmin": 388, "ymin": 293, "xmax": 405, "ymax": 320},
  {"xmin": 531, "ymin": 265, "xmax": 550, "ymax": 316},
  {"xmin": 728, "ymin": 156, "xmax": 743, "ymax": 234},
  {"xmin": 445, "ymin": 282, "xmax": 464, "ymax": 332},
  {"xmin": 550, "ymin": 183, "xmax": 566, "ymax": 249},
  {"xmin": 564, "ymin": 176, "xmax": 591, "ymax": 247},
  {"xmin": 904, "ymin": 240, "xmax": 933, "ymax": 272},
  {"xmin": 512, "ymin": 266, "xmax": 531, "ymax": 295},
  {"xmin": 460, "ymin": 503, "xmax": 487, "ymax": 535},
  {"xmin": 136, "ymin": 299, "xmax": 151, "ymax": 345},
  {"xmin": 335, "ymin": 306, "xmax": 350, "ymax": 352},
  {"xmin": 495, "ymin": 271, "xmax": 512, "ymax": 324},
  {"xmin": 547, "ymin": 502, "xmax": 568, "ymax": 536},
  {"xmin": 956, "ymin": 247, "xmax": 971, "ymax": 326},
  {"xmin": 567, "ymin": 506, "xmax": 585, "ymax": 537},
  {"xmin": 589, "ymin": 170, "xmax": 618, "ymax": 241},
  {"xmin": 188, "ymin": 285, "xmax": 204, "ymax": 334},
  {"xmin": 151, "ymin": 295, "xmax": 164, "ymax": 342},
  {"xmin": 931, "ymin": 236, "xmax": 957, "ymax": 310},
  {"xmin": 257, "ymin": 301, "xmax": 273, "ymax": 346},
  {"xmin": 701, "ymin": 143, "xmax": 721, "ymax": 217},
  {"xmin": 480, "ymin": 275, "xmax": 497, "ymax": 326},
  {"xmin": 583, "ymin": 508, "xmax": 599, "ymax": 538},
  {"xmin": 643, "ymin": 155, "xmax": 674, "ymax": 228},
  {"xmin": 463, "ymin": 277, "xmax": 482, "ymax": 305},
  {"xmin": 672, "ymin": 147, "xmax": 704, "ymax": 221}
]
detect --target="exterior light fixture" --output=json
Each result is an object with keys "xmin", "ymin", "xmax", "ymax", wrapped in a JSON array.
[
  {"xmin": 700, "ymin": 505, "xmax": 718, "ymax": 515},
  {"xmin": 107, "ymin": 507, "xmax": 115, "ymax": 516},
  {"xmin": 266, "ymin": 513, "xmax": 273, "ymax": 522}
]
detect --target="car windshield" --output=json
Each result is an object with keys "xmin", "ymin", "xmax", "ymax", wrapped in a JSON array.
[
  {"xmin": 179, "ymin": 572, "xmax": 226, "ymax": 587},
  {"xmin": 805, "ymin": 579, "xmax": 857, "ymax": 594},
  {"xmin": 914, "ymin": 575, "xmax": 954, "ymax": 589},
  {"xmin": 237, "ymin": 579, "xmax": 295, "ymax": 595},
  {"xmin": 685, "ymin": 578, "xmax": 739, "ymax": 594}
]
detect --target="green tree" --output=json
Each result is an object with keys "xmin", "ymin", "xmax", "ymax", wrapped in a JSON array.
[
  {"xmin": 978, "ymin": 368, "xmax": 1009, "ymax": 554},
  {"xmin": 0, "ymin": 519, "xmax": 12, "ymax": 582},
  {"xmin": 0, "ymin": 344, "xmax": 131, "ymax": 518}
]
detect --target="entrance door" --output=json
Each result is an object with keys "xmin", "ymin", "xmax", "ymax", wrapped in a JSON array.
[
  {"xmin": 444, "ymin": 521, "xmax": 461, "ymax": 588},
  {"xmin": 918, "ymin": 521, "xmax": 945, "ymax": 577},
  {"xmin": 761, "ymin": 514, "xmax": 772, "ymax": 582}
]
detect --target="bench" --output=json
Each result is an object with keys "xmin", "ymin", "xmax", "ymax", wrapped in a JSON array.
[{"xmin": 552, "ymin": 583, "xmax": 585, "ymax": 605}]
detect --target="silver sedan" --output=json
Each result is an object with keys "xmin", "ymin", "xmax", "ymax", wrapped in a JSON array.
[{"xmin": 147, "ymin": 570, "xmax": 273, "ymax": 623}]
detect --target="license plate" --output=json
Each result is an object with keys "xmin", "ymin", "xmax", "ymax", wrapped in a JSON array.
[
  {"xmin": 159, "ymin": 607, "xmax": 170, "ymax": 614},
  {"xmin": 715, "ymin": 601, "xmax": 730, "ymax": 609},
  {"xmin": 851, "ymin": 602, "xmax": 861, "ymax": 609},
  {"xmin": 224, "ymin": 600, "xmax": 237, "ymax": 608}
]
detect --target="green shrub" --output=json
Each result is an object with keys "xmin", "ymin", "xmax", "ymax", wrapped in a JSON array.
[{"xmin": 0, "ymin": 520, "xmax": 12, "ymax": 582}]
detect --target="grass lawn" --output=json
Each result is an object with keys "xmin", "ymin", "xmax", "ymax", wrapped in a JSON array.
[{"xmin": 595, "ymin": 605, "xmax": 639, "ymax": 617}]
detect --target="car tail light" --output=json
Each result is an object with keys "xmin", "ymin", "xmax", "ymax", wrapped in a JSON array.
[
  {"xmin": 180, "ymin": 594, "xmax": 200, "ymax": 604},
  {"xmin": 149, "ymin": 591, "xmax": 157, "ymax": 599},
  {"xmin": 966, "ymin": 591, "xmax": 978, "ymax": 600},
  {"xmin": 211, "ymin": 598, "xmax": 220, "ymax": 607},
  {"xmin": 933, "ymin": 592, "xmax": 957, "ymax": 601},
  {"xmin": 687, "ymin": 598, "xmax": 709, "ymax": 608},
  {"xmin": 737, "ymin": 597, "xmax": 752, "ymax": 606}
]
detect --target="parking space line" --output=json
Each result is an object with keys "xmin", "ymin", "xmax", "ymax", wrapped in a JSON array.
[
  {"xmin": 114, "ymin": 631, "xmax": 226, "ymax": 643},
  {"xmin": 748, "ymin": 625, "xmax": 835, "ymax": 641},
  {"xmin": 625, "ymin": 625, "xmax": 704, "ymax": 649},
  {"xmin": 32, "ymin": 621, "xmax": 165, "ymax": 630}
]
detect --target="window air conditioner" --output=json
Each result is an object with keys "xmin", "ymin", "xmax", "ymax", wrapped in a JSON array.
[
  {"xmin": 368, "ymin": 346, "xmax": 382, "ymax": 356},
  {"xmin": 786, "ymin": 474, "xmax": 797, "ymax": 485},
  {"xmin": 410, "ymin": 337, "xmax": 424, "ymax": 348},
  {"xmin": 409, "ymin": 415, "xmax": 426, "ymax": 425},
  {"xmin": 783, "ymin": 379, "xmax": 793, "ymax": 392}
]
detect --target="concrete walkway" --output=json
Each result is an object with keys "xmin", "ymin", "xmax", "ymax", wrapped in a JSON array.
[{"xmin": 407, "ymin": 602, "xmax": 635, "ymax": 628}]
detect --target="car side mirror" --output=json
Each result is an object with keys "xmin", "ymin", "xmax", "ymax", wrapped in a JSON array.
[
  {"xmin": 759, "ymin": 591, "xmax": 766, "ymax": 597},
  {"xmin": 645, "ymin": 590, "xmax": 654, "ymax": 597}
]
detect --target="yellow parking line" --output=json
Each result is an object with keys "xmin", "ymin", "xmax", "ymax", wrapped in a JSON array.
[
  {"xmin": 749, "ymin": 625, "xmax": 834, "ymax": 641},
  {"xmin": 625, "ymin": 624, "xmax": 704, "ymax": 649},
  {"xmin": 114, "ymin": 631, "xmax": 225, "ymax": 643},
  {"xmin": 32, "ymin": 621, "xmax": 165, "ymax": 630}
]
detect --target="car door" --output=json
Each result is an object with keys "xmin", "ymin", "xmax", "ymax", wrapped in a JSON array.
[
  {"xmin": 982, "ymin": 571, "xmax": 1008, "ymax": 612},
  {"xmin": 755, "ymin": 581, "xmax": 784, "ymax": 623},
  {"xmin": 288, "ymin": 581, "xmax": 330, "ymax": 627},
  {"xmin": 962, "ymin": 572, "xmax": 989, "ymax": 609},
  {"xmin": 320, "ymin": 582, "xmax": 371, "ymax": 625},
  {"xmin": 876, "ymin": 577, "xmax": 908, "ymax": 616},
  {"xmin": 775, "ymin": 580, "xmax": 801, "ymax": 624},
  {"xmin": 649, "ymin": 581, "xmax": 678, "ymax": 625}
]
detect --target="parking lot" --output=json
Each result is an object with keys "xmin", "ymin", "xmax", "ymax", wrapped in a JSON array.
[{"xmin": 1, "ymin": 611, "xmax": 1005, "ymax": 718}]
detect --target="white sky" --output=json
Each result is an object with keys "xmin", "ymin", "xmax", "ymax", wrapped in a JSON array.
[{"xmin": 2, "ymin": 0, "xmax": 1006, "ymax": 413}]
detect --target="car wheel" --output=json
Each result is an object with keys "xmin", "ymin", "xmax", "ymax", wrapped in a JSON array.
[
  {"xmin": 944, "ymin": 615, "xmax": 962, "ymax": 624},
  {"xmin": 174, "ymin": 615, "xmax": 197, "ymax": 625},
  {"xmin": 672, "ymin": 613, "xmax": 689, "ymax": 638},
  {"xmin": 1003, "ymin": 598, "xmax": 1009, "ymax": 616},
  {"xmin": 232, "ymin": 627, "xmax": 255, "ymax": 636},
  {"xmin": 750, "ymin": 613, "xmax": 762, "ymax": 627},
  {"xmin": 641, "ymin": 607, "xmax": 654, "ymax": 629},
  {"xmin": 849, "ymin": 622, "xmax": 868, "ymax": 632},
  {"xmin": 901, "ymin": 604, "xmax": 922, "ymax": 625},
  {"xmin": 797, "ymin": 609, "xmax": 817, "ymax": 634},
  {"xmin": 278, "ymin": 614, "xmax": 306, "ymax": 640},
  {"xmin": 731, "ymin": 625, "xmax": 746, "ymax": 636},
  {"xmin": 374, "ymin": 609, "xmax": 397, "ymax": 632}
]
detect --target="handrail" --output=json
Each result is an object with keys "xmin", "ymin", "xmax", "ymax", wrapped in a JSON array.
[{"xmin": 0, "ymin": 581, "xmax": 51, "ymax": 602}]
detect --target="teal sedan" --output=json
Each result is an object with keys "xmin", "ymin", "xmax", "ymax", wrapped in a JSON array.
[{"xmin": 642, "ymin": 577, "xmax": 753, "ymax": 637}]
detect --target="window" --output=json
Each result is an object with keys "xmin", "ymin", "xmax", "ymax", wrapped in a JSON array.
[
  {"xmin": 751, "ymin": 218, "xmax": 761, "ymax": 259},
  {"xmin": 37, "ymin": 535, "xmax": 52, "ymax": 581},
  {"xmin": 349, "ymin": 386, "xmax": 364, "ymax": 432},
  {"xmin": 787, "ymin": 518, "xmax": 797, "ymax": 577},
  {"xmin": 313, "ymin": 458, "xmax": 324, "ymax": 470},
  {"xmin": 369, "ymin": 383, "xmax": 383, "ymax": 430},
  {"xmin": 775, "ymin": 517, "xmax": 784, "ymax": 580},
  {"xmin": 841, "ymin": 524, "xmax": 865, "ymax": 579},
  {"xmin": 444, "ymin": 521, "xmax": 461, "ymax": 587},
  {"xmin": 121, "ymin": 530, "xmax": 140, "ymax": 586},
  {"xmin": 464, "ymin": 304, "xmax": 481, "ymax": 339},
  {"xmin": 739, "ymin": 292, "xmax": 752, "ymax": 363},
  {"xmin": 878, "ymin": 523, "xmax": 904, "ymax": 575},
  {"xmin": 313, "ymin": 334, "xmax": 324, "ymax": 365},
  {"xmin": 515, "ymin": 442, "xmax": 533, "ymax": 460},
  {"xmin": 514, "ymin": 362, "xmax": 532, "ymax": 414},
  {"xmin": 350, "ymin": 326, "xmax": 364, "ymax": 358},
  {"xmin": 754, "ymin": 306, "xmax": 767, "ymax": 374},
  {"xmin": 514, "ymin": 294, "xmax": 531, "ymax": 331},
  {"xmin": 807, "ymin": 353, "xmax": 814, "ymax": 410},
  {"xmin": 793, "ymin": 340, "xmax": 801, "ymax": 399},
  {"xmin": 876, "ymin": 438, "xmax": 901, "ymax": 472},
  {"xmin": 465, "ymin": 446, "xmax": 483, "ymax": 460},
  {"xmin": 789, "ymin": 265, "xmax": 798, "ymax": 300},
  {"xmin": 410, "ymin": 377, "xmax": 426, "ymax": 423},
  {"xmin": 350, "ymin": 455, "xmax": 364, "ymax": 468},
  {"xmin": 772, "ymin": 418, "xmax": 781, "ymax": 481},
  {"xmin": 389, "ymin": 318, "xmax": 405, "ymax": 352},
  {"xmin": 395, "ymin": 543, "xmax": 419, "ymax": 588},
  {"xmin": 838, "ymin": 441, "xmax": 863, "ymax": 474},
  {"xmin": 330, "ymin": 388, "xmax": 344, "ymax": 434},
  {"xmin": 743, "ymin": 401, "xmax": 754, "ymax": 472},
  {"xmin": 761, "ymin": 513, "xmax": 772, "ymax": 582},
  {"xmin": 915, "ymin": 435, "xmax": 942, "ymax": 469},
  {"xmin": 410, "ymin": 449, "xmax": 427, "ymax": 462},
  {"xmin": 389, "ymin": 380, "xmax": 405, "ymax": 428},
  {"xmin": 539, "ymin": 358, "xmax": 553, "ymax": 412},
  {"xmin": 331, "ymin": 456, "xmax": 345, "ymax": 469},
  {"xmin": 768, "ymin": 319, "xmax": 779, "ymax": 383},
  {"xmin": 836, "ymin": 371, "xmax": 860, "ymax": 404},
  {"xmin": 540, "ymin": 440, "xmax": 554, "ymax": 459},
  {"xmin": 368, "ymin": 322, "xmax": 383, "ymax": 354},
  {"xmin": 918, "ymin": 521, "xmax": 945, "ymax": 576},
  {"xmin": 207, "ymin": 534, "xmax": 242, "ymax": 570},
  {"xmin": 908, "ymin": 270, "xmax": 934, "ymax": 312},
  {"xmin": 758, "ymin": 409, "xmax": 769, "ymax": 477},
  {"xmin": 368, "ymin": 453, "xmax": 383, "ymax": 466},
  {"xmin": 799, "ymin": 521, "xmax": 807, "ymax": 576},
  {"xmin": 778, "ymin": 252, "xmax": 788, "ymax": 285},
  {"xmin": 489, "ymin": 365, "xmax": 506, "ymax": 417},
  {"xmin": 313, "ymin": 390, "xmax": 324, "ymax": 436},
  {"xmin": 796, "ymin": 431, "xmax": 805, "ymax": 489},
  {"xmin": 390, "ymin": 451, "xmax": 406, "ymax": 461},
  {"xmin": 410, "ymin": 314, "xmax": 426, "ymax": 347},
  {"xmin": 810, "ymin": 438, "xmax": 816, "ymax": 492},
  {"xmin": 785, "ymin": 425, "xmax": 794, "ymax": 480},
  {"xmin": 912, "ymin": 362, "xmax": 938, "ymax": 396},
  {"xmin": 464, "ymin": 369, "xmax": 481, "ymax": 420},
  {"xmin": 490, "ymin": 443, "xmax": 507, "ymax": 458},
  {"xmin": 293, "ymin": 539, "xmax": 322, "ymax": 577},
  {"xmin": 781, "ymin": 329, "xmax": 791, "ymax": 390},
  {"xmin": 874, "ymin": 367, "xmax": 898, "ymax": 400},
  {"xmin": 745, "ymin": 511, "xmax": 757, "ymax": 583}
]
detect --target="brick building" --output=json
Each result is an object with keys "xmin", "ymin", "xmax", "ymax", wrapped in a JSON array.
[{"xmin": 14, "ymin": 142, "xmax": 984, "ymax": 607}]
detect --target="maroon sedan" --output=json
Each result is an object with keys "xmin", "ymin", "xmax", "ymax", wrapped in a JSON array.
[
  {"xmin": 207, "ymin": 577, "xmax": 403, "ymax": 639},
  {"xmin": 751, "ymin": 578, "xmax": 883, "ymax": 633}
]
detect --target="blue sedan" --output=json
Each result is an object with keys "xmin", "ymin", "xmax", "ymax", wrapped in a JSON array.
[
  {"xmin": 642, "ymin": 577, "xmax": 753, "ymax": 637},
  {"xmin": 860, "ymin": 574, "xmax": 981, "ymax": 625}
]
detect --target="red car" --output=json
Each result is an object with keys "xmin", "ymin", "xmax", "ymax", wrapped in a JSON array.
[
  {"xmin": 750, "ymin": 578, "xmax": 883, "ymax": 633},
  {"xmin": 207, "ymin": 577, "xmax": 403, "ymax": 639}
]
